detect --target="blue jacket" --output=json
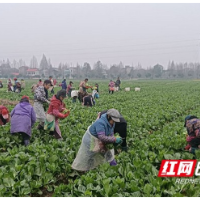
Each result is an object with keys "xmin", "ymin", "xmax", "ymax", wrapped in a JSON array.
[
  {"xmin": 61, "ymin": 80, "xmax": 67, "ymax": 90},
  {"xmin": 89, "ymin": 113, "xmax": 115, "ymax": 137}
]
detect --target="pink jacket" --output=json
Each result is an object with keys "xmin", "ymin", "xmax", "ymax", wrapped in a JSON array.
[{"xmin": 109, "ymin": 81, "xmax": 115, "ymax": 87}]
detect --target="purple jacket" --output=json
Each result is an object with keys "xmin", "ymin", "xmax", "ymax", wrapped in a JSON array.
[{"xmin": 10, "ymin": 102, "xmax": 36, "ymax": 136}]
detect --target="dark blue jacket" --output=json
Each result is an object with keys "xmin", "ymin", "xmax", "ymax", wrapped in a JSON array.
[{"xmin": 61, "ymin": 80, "xmax": 67, "ymax": 90}]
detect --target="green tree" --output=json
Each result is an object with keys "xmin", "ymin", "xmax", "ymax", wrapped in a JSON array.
[
  {"xmin": 94, "ymin": 61, "xmax": 103, "ymax": 78},
  {"xmin": 153, "ymin": 64, "xmax": 163, "ymax": 78},
  {"xmin": 39, "ymin": 54, "xmax": 49, "ymax": 70},
  {"xmin": 82, "ymin": 62, "xmax": 91, "ymax": 77}
]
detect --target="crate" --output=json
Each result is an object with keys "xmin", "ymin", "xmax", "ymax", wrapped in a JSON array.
[
  {"xmin": 135, "ymin": 87, "xmax": 140, "ymax": 91},
  {"xmin": 125, "ymin": 87, "xmax": 130, "ymax": 91}
]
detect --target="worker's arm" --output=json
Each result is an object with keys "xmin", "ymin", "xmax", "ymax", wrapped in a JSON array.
[
  {"xmin": 52, "ymin": 102, "xmax": 70, "ymax": 119},
  {"xmin": 96, "ymin": 122, "xmax": 116, "ymax": 144}
]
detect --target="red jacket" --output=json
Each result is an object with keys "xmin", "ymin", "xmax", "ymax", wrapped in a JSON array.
[
  {"xmin": 47, "ymin": 95, "xmax": 70, "ymax": 119},
  {"xmin": 0, "ymin": 105, "xmax": 9, "ymax": 125}
]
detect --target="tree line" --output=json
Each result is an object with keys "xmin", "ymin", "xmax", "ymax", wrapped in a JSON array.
[{"xmin": 1, "ymin": 54, "xmax": 200, "ymax": 79}]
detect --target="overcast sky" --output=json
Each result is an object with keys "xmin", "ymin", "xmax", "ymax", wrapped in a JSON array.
[{"xmin": 0, "ymin": 3, "xmax": 200, "ymax": 69}]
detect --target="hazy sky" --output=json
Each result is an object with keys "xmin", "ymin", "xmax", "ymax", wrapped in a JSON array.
[{"xmin": 0, "ymin": 3, "xmax": 200, "ymax": 69}]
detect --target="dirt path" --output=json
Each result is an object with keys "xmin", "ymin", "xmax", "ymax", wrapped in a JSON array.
[{"xmin": 0, "ymin": 99, "xmax": 34, "ymax": 107}]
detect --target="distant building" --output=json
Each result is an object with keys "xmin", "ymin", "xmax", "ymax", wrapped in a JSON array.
[
  {"xmin": 64, "ymin": 69, "xmax": 70, "ymax": 77},
  {"xmin": 19, "ymin": 66, "xmax": 29, "ymax": 76},
  {"xmin": 12, "ymin": 73, "xmax": 19, "ymax": 77},
  {"xmin": 26, "ymin": 68, "xmax": 40, "ymax": 76},
  {"xmin": 42, "ymin": 69, "xmax": 49, "ymax": 77},
  {"xmin": 69, "ymin": 67, "xmax": 78, "ymax": 76}
]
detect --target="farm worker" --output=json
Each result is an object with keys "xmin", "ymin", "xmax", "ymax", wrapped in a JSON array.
[
  {"xmin": 97, "ymin": 110, "xmax": 128, "ymax": 152},
  {"xmin": 184, "ymin": 115, "xmax": 198, "ymax": 150},
  {"xmin": 184, "ymin": 115, "xmax": 200, "ymax": 154},
  {"xmin": 115, "ymin": 77, "xmax": 121, "ymax": 90},
  {"xmin": 0, "ymin": 105, "xmax": 9, "ymax": 126},
  {"xmin": 108, "ymin": 80, "xmax": 115, "ymax": 94},
  {"xmin": 95, "ymin": 83, "xmax": 99, "ymax": 93},
  {"xmin": 66, "ymin": 81, "xmax": 75, "ymax": 97},
  {"xmin": 15, "ymin": 81, "xmax": 21, "ymax": 93},
  {"xmin": 31, "ymin": 84, "xmax": 38, "ymax": 94},
  {"xmin": 37, "ymin": 79, "xmax": 43, "ymax": 87},
  {"xmin": 10, "ymin": 96, "xmax": 36, "ymax": 146},
  {"xmin": 78, "ymin": 91, "xmax": 88, "ymax": 103},
  {"xmin": 45, "ymin": 89, "xmax": 70, "ymax": 139},
  {"xmin": 71, "ymin": 90, "xmax": 78, "ymax": 103},
  {"xmin": 79, "ymin": 78, "xmax": 92, "ymax": 93},
  {"xmin": 49, "ymin": 76, "xmax": 54, "ymax": 94},
  {"xmin": 92, "ymin": 86, "xmax": 99, "ymax": 99},
  {"xmin": 61, "ymin": 79, "xmax": 67, "ymax": 90},
  {"xmin": 53, "ymin": 79, "xmax": 57, "ymax": 86},
  {"xmin": 72, "ymin": 108, "xmax": 122, "ymax": 171},
  {"xmin": 33, "ymin": 80, "xmax": 51, "ymax": 130},
  {"xmin": 0, "ymin": 80, "xmax": 3, "ymax": 88},
  {"xmin": 8, "ymin": 79, "xmax": 13, "ymax": 92},
  {"xmin": 13, "ymin": 78, "xmax": 18, "ymax": 92},
  {"xmin": 20, "ymin": 79, "xmax": 25, "ymax": 90},
  {"xmin": 82, "ymin": 94, "xmax": 95, "ymax": 107}
]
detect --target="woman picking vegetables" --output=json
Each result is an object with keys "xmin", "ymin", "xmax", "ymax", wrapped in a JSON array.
[
  {"xmin": 97, "ymin": 110, "xmax": 128, "ymax": 152},
  {"xmin": 10, "ymin": 96, "xmax": 36, "ymax": 146},
  {"xmin": 108, "ymin": 80, "xmax": 115, "ymax": 94},
  {"xmin": 0, "ymin": 105, "xmax": 9, "ymax": 126},
  {"xmin": 44, "ymin": 89, "xmax": 70, "ymax": 139},
  {"xmin": 33, "ymin": 80, "xmax": 51, "ymax": 130},
  {"xmin": 72, "ymin": 108, "xmax": 122, "ymax": 171}
]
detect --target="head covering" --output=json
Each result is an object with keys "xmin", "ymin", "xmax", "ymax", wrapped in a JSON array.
[
  {"xmin": 184, "ymin": 115, "xmax": 198, "ymax": 127},
  {"xmin": 57, "ymin": 89, "xmax": 67, "ymax": 99},
  {"xmin": 107, "ymin": 108, "xmax": 121, "ymax": 122},
  {"xmin": 20, "ymin": 96, "xmax": 30, "ymax": 103},
  {"xmin": 2, "ymin": 109, "xmax": 8, "ymax": 119},
  {"xmin": 22, "ymin": 95, "xmax": 30, "ymax": 100}
]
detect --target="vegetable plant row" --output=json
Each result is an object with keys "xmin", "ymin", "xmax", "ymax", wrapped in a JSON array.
[{"xmin": 0, "ymin": 80, "xmax": 200, "ymax": 197}]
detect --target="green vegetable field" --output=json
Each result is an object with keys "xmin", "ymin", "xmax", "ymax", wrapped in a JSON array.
[{"xmin": 1, "ymin": 79, "xmax": 200, "ymax": 197}]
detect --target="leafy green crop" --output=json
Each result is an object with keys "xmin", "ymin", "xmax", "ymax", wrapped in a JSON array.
[{"xmin": 1, "ymin": 79, "xmax": 200, "ymax": 197}]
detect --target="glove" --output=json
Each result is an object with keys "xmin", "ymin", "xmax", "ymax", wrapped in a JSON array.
[{"xmin": 115, "ymin": 137, "xmax": 122, "ymax": 144}]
